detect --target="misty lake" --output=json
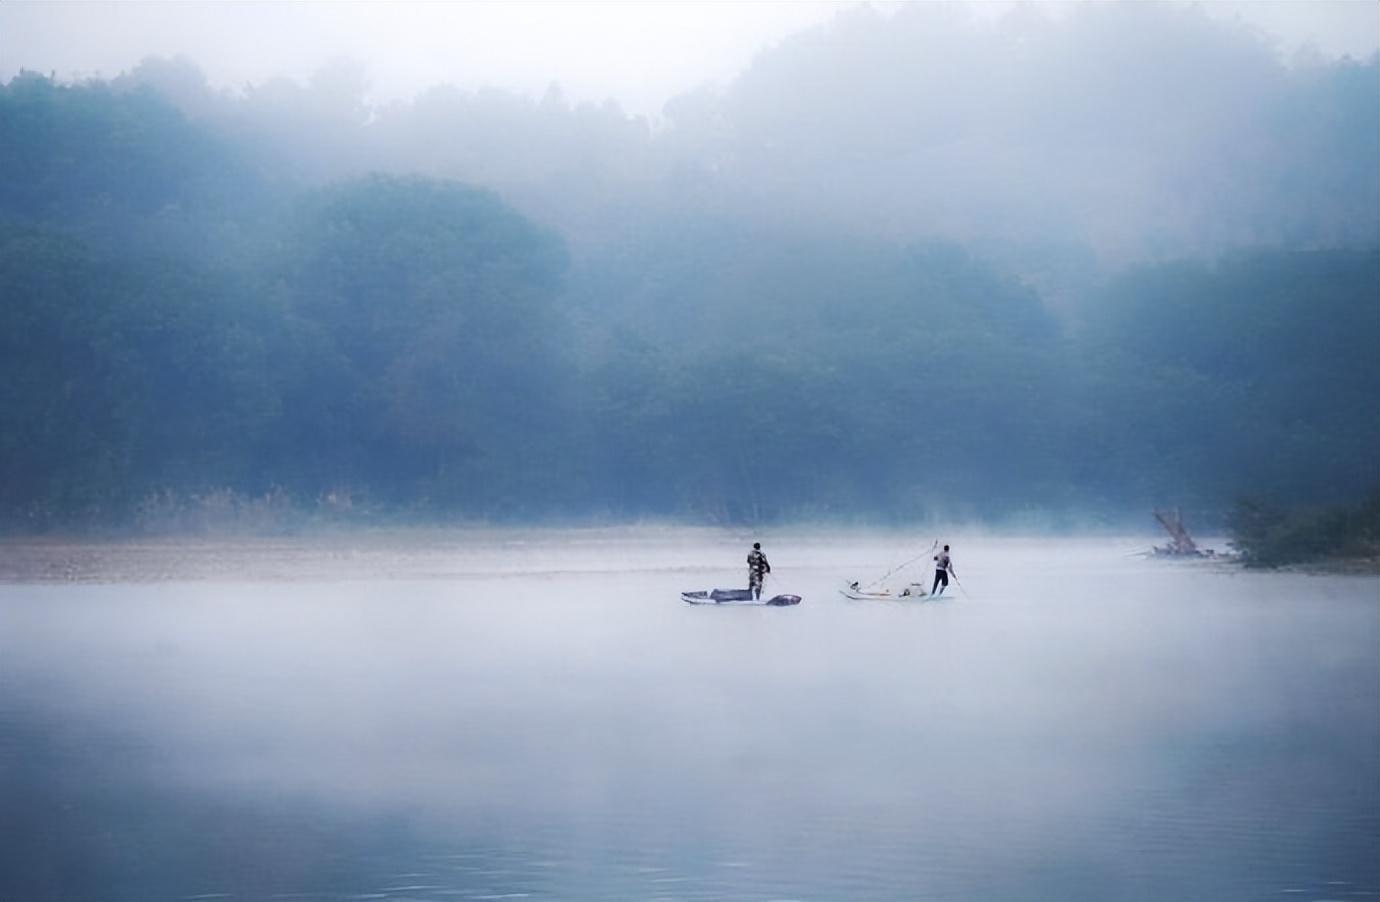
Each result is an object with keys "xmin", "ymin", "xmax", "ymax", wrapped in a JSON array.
[{"xmin": 1, "ymin": 530, "xmax": 1376, "ymax": 901}]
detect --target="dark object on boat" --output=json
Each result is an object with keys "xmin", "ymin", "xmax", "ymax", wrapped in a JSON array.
[{"xmin": 681, "ymin": 589, "xmax": 802, "ymax": 606}]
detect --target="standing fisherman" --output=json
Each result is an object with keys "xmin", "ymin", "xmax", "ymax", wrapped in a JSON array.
[
  {"xmin": 747, "ymin": 542, "xmax": 772, "ymax": 599},
  {"xmin": 932, "ymin": 544, "xmax": 956, "ymax": 597}
]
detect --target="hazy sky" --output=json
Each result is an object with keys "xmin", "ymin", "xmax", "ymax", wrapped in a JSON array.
[{"xmin": 2, "ymin": 1, "xmax": 1377, "ymax": 118}]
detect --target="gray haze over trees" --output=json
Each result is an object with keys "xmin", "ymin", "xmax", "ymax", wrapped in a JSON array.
[
  {"xmin": 118, "ymin": 4, "xmax": 1379, "ymax": 263},
  {"xmin": 1, "ymin": 3, "xmax": 1376, "ymax": 529}
]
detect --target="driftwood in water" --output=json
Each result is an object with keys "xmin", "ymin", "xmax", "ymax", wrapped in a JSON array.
[{"xmin": 1153, "ymin": 508, "xmax": 1206, "ymax": 556}]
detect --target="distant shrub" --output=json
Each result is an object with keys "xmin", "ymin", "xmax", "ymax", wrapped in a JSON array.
[{"xmin": 1227, "ymin": 489, "xmax": 1380, "ymax": 568}]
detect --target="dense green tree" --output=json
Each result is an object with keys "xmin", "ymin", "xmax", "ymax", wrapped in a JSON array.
[
  {"xmin": 1074, "ymin": 249, "xmax": 1380, "ymax": 510},
  {"xmin": 0, "ymin": 70, "xmax": 1376, "ymax": 530},
  {"xmin": 265, "ymin": 175, "xmax": 574, "ymax": 512},
  {"xmin": 0, "ymin": 227, "xmax": 276, "ymax": 523},
  {"xmin": 0, "ymin": 72, "xmax": 265, "ymax": 265}
]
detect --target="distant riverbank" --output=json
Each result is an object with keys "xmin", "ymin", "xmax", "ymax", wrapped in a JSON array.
[
  {"xmin": 5, "ymin": 528, "xmax": 1378, "ymax": 586},
  {"xmin": 0, "ymin": 525, "xmax": 820, "ymax": 584},
  {"xmin": 0, "ymin": 528, "xmax": 711, "ymax": 584}
]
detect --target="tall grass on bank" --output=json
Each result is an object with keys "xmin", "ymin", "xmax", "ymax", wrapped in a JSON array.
[{"xmin": 131, "ymin": 487, "xmax": 365, "ymax": 535}]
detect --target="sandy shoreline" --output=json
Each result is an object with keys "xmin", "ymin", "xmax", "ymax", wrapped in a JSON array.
[
  {"xmin": 0, "ymin": 534, "xmax": 470, "ymax": 583},
  {"xmin": 0, "ymin": 529, "xmax": 678, "ymax": 583},
  {"xmin": 2, "ymin": 531, "xmax": 1375, "ymax": 584},
  {"xmin": 0, "ymin": 526, "xmax": 765, "ymax": 583}
]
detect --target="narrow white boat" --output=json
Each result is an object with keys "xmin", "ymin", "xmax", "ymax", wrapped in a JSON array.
[
  {"xmin": 842, "ymin": 540, "xmax": 940, "ymax": 601},
  {"xmin": 839, "ymin": 581, "xmax": 929, "ymax": 601}
]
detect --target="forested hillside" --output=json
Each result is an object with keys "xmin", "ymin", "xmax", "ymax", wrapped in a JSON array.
[{"xmin": 2, "ymin": 6, "xmax": 1376, "ymax": 531}]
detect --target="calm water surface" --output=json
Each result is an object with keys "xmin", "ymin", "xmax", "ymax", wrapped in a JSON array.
[{"xmin": 2, "ymin": 532, "xmax": 1377, "ymax": 901}]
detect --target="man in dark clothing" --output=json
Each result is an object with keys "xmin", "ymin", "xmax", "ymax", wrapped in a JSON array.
[
  {"xmin": 747, "ymin": 542, "xmax": 771, "ymax": 599},
  {"xmin": 932, "ymin": 544, "xmax": 955, "ymax": 597}
]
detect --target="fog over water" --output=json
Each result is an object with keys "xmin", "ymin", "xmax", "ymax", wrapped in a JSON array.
[{"xmin": 2, "ymin": 532, "xmax": 1376, "ymax": 899}]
